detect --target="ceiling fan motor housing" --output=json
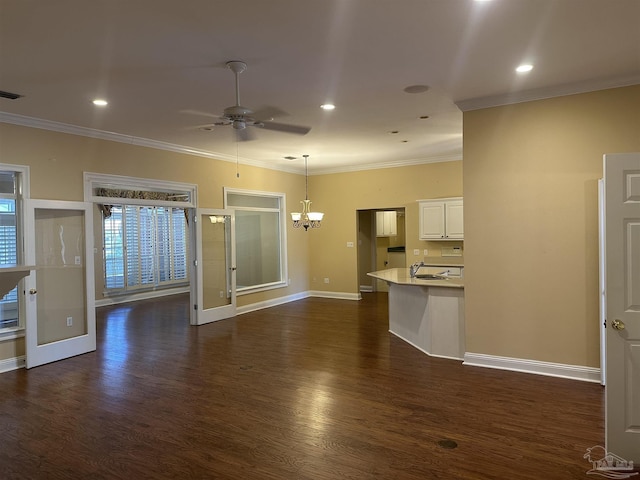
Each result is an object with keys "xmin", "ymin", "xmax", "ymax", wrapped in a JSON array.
[{"xmin": 223, "ymin": 105, "xmax": 254, "ymax": 127}]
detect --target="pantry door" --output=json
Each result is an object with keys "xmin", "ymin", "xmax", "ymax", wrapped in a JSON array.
[
  {"xmin": 24, "ymin": 200, "xmax": 95, "ymax": 369},
  {"xmin": 604, "ymin": 152, "xmax": 640, "ymax": 461}
]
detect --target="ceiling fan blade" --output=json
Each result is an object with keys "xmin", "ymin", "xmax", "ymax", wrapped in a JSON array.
[
  {"xmin": 184, "ymin": 123, "xmax": 217, "ymax": 131},
  {"xmin": 258, "ymin": 121, "xmax": 311, "ymax": 135},
  {"xmin": 180, "ymin": 109, "xmax": 220, "ymax": 119},
  {"xmin": 252, "ymin": 105, "xmax": 290, "ymax": 122}
]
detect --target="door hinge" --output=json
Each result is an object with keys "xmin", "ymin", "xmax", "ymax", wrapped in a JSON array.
[
  {"xmin": 193, "ymin": 260, "xmax": 198, "ymax": 267},
  {"xmin": 604, "ymin": 320, "xmax": 607, "ymax": 328},
  {"xmin": 194, "ymin": 304, "xmax": 197, "ymax": 310}
]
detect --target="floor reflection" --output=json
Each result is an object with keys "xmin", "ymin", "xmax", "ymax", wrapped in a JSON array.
[{"xmin": 98, "ymin": 304, "xmax": 133, "ymax": 392}]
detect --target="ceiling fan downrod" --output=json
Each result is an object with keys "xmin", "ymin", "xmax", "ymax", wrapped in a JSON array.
[{"xmin": 226, "ymin": 61, "xmax": 247, "ymax": 108}]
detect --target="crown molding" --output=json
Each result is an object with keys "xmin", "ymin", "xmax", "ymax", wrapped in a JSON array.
[
  {"xmin": 0, "ymin": 111, "xmax": 277, "ymax": 166},
  {"xmin": 0, "ymin": 111, "xmax": 460, "ymax": 176},
  {"xmin": 455, "ymin": 73, "xmax": 640, "ymax": 112},
  {"xmin": 311, "ymin": 153, "xmax": 463, "ymax": 175}
]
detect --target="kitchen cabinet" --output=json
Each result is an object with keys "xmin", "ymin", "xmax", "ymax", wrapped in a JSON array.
[
  {"xmin": 418, "ymin": 198, "xmax": 463, "ymax": 240},
  {"xmin": 376, "ymin": 211, "xmax": 397, "ymax": 237}
]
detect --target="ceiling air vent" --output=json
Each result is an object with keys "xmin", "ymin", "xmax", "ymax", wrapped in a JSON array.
[{"xmin": 0, "ymin": 90, "xmax": 23, "ymax": 100}]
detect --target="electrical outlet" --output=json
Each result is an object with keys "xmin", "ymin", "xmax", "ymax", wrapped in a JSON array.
[
  {"xmin": 74, "ymin": 256, "xmax": 81, "ymax": 265},
  {"xmin": 413, "ymin": 249, "xmax": 420, "ymax": 255},
  {"xmin": 219, "ymin": 290, "xmax": 224, "ymax": 298},
  {"xmin": 346, "ymin": 241, "xmax": 354, "ymax": 247},
  {"xmin": 66, "ymin": 316, "xmax": 73, "ymax": 327},
  {"xmin": 423, "ymin": 249, "xmax": 429, "ymax": 256},
  {"xmin": 324, "ymin": 277, "xmax": 330, "ymax": 284}
]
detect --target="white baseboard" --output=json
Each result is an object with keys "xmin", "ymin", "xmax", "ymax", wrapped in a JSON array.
[
  {"xmin": 360, "ymin": 285, "xmax": 373, "ymax": 293},
  {"xmin": 95, "ymin": 286, "xmax": 189, "ymax": 307},
  {"xmin": 0, "ymin": 355, "xmax": 25, "ymax": 373},
  {"xmin": 463, "ymin": 352, "xmax": 602, "ymax": 383},
  {"xmin": 308, "ymin": 291, "xmax": 362, "ymax": 301},
  {"xmin": 96, "ymin": 287, "xmax": 360, "ymax": 315},
  {"xmin": 237, "ymin": 290, "xmax": 361, "ymax": 315},
  {"xmin": 236, "ymin": 291, "xmax": 311, "ymax": 315},
  {"xmin": 389, "ymin": 331, "xmax": 463, "ymax": 361}
]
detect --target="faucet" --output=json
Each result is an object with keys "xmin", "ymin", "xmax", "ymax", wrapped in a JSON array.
[{"xmin": 409, "ymin": 261, "xmax": 424, "ymax": 278}]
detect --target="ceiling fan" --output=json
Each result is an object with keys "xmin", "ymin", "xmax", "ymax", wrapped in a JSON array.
[{"xmin": 186, "ymin": 61, "xmax": 311, "ymax": 141}]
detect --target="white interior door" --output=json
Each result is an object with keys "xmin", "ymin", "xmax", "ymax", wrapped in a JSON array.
[
  {"xmin": 24, "ymin": 200, "xmax": 95, "ymax": 369},
  {"xmin": 191, "ymin": 208, "xmax": 236, "ymax": 325},
  {"xmin": 604, "ymin": 152, "xmax": 640, "ymax": 461}
]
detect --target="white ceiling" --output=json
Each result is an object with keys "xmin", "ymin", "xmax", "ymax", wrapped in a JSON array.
[{"xmin": 1, "ymin": 0, "xmax": 639, "ymax": 174}]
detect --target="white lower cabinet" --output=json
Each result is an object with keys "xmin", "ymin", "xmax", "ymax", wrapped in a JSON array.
[
  {"xmin": 388, "ymin": 283, "xmax": 465, "ymax": 360},
  {"xmin": 418, "ymin": 198, "xmax": 463, "ymax": 240}
]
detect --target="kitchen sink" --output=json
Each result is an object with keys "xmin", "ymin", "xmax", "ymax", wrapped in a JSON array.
[{"xmin": 415, "ymin": 274, "xmax": 446, "ymax": 280}]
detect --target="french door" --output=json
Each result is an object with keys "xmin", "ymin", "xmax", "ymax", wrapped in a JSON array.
[
  {"xmin": 24, "ymin": 200, "xmax": 95, "ymax": 368},
  {"xmin": 191, "ymin": 208, "xmax": 236, "ymax": 325}
]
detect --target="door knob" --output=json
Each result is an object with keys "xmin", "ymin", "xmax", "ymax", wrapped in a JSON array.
[
  {"xmin": 29, "ymin": 289, "xmax": 37, "ymax": 295},
  {"xmin": 611, "ymin": 319, "xmax": 625, "ymax": 331}
]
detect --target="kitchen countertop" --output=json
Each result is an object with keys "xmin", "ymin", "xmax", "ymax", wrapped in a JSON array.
[
  {"xmin": 367, "ymin": 268, "xmax": 464, "ymax": 289},
  {"xmin": 0, "ymin": 264, "xmax": 35, "ymax": 298}
]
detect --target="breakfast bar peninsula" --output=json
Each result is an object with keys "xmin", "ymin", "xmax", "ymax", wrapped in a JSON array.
[{"xmin": 367, "ymin": 267, "xmax": 465, "ymax": 360}]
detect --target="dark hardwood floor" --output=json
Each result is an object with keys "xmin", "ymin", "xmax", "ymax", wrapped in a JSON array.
[{"xmin": 0, "ymin": 293, "xmax": 604, "ymax": 479}]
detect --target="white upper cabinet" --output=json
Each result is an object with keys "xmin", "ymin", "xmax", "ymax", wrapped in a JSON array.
[
  {"xmin": 376, "ymin": 210, "xmax": 397, "ymax": 237},
  {"xmin": 418, "ymin": 198, "xmax": 463, "ymax": 240}
]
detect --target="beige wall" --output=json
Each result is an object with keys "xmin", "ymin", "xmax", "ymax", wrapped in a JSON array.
[
  {"xmin": 463, "ymin": 84, "xmax": 640, "ymax": 368},
  {"xmin": 308, "ymin": 161, "xmax": 463, "ymax": 293}
]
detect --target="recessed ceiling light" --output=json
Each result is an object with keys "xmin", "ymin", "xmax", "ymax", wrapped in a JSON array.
[
  {"xmin": 516, "ymin": 64, "xmax": 533, "ymax": 73},
  {"xmin": 320, "ymin": 104, "xmax": 335, "ymax": 110},
  {"xmin": 419, "ymin": 115, "xmax": 430, "ymax": 120},
  {"xmin": 283, "ymin": 156, "xmax": 297, "ymax": 161},
  {"xmin": 92, "ymin": 99, "xmax": 108, "ymax": 106},
  {"xmin": 403, "ymin": 85, "xmax": 430, "ymax": 94},
  {"xmin": 388, "ymin": 130, "xmax": 399, "ymax": 135}
]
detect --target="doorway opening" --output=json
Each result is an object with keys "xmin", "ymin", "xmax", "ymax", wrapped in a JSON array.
[{"xmin": 357, "ymin": 208, "xmax": 406, "ymax": 293}]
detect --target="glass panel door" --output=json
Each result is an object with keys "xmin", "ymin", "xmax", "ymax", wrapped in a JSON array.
[
  {"xmin": 24, "ymin": 200, "xmax": 95, "ymax": 368},
  {"xmin": 191, "ymin": 209, "xmax": 236, "ymax": 325}
]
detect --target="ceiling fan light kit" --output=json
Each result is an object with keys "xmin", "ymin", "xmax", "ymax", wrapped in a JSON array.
[{"xmin": 291, "ymin": 155, "xmax": 324, "ymax": 231}]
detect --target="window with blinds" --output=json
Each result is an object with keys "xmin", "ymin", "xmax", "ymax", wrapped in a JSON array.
[{"xmin": 103, "ymin": 205, "xmax": 188, "ymax": 293}]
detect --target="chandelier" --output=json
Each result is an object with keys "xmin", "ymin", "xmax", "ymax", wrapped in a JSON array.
[{"xmin": 291, "ymin": 154, "xmax": 324, "ymax": 230}]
